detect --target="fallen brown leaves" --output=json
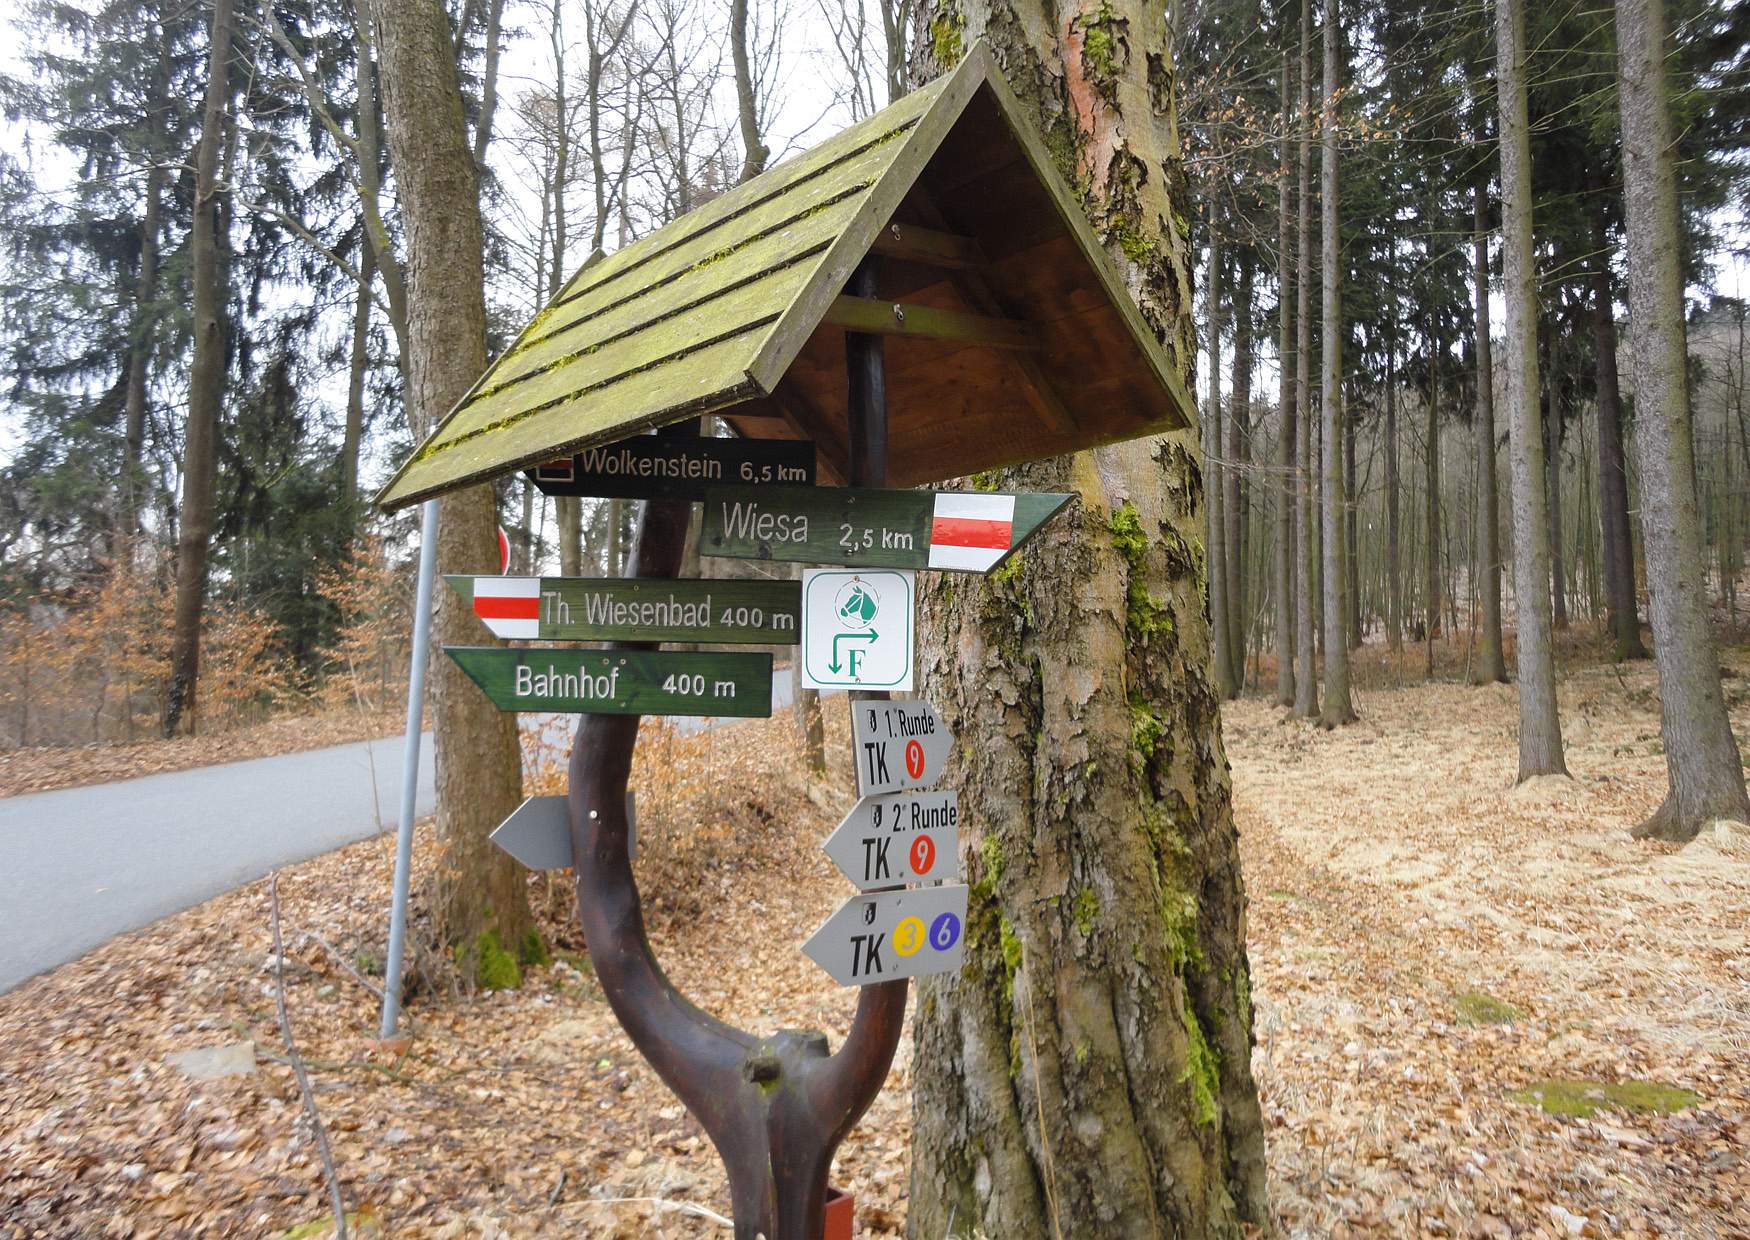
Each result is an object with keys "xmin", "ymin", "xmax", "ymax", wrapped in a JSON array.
[
  {"xmin": 1, "ymin": 657, "xmax": 1747, "ymax": 1237},
  {"xmin": 0, "ymin": 709, "xmax": 405, "ymax": 800}
]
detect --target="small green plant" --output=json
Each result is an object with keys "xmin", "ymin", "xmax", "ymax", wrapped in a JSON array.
[
  {"xmin": 1510, "ymin": 1078, "xmax": 1701, "ymax": 1118},
  {"xmin": 1454, "ymin": 990, "xmax": 1521, "ymax": 1026}
]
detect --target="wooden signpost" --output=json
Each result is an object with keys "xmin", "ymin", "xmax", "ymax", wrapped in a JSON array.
[
  {"xmin": 528, "ymin": 436, "xmax": 815, "ymax": 500},
  {"xmin": 447, "ymin": 574, "xmax": 800, "ymax": 643},
  {"xmin": 445, "ymin": 647, "xmax": 773, "ymax": 717},
  {"xmin": 370, "ymin": 47, "xmax": 1199, "ymax": 1238},
  {"xmin": 703, "ymin": 483, "xmax": 1073, "ymax": 573}
]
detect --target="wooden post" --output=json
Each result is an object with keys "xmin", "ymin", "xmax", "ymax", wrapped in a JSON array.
[{"xmin": 567, "ymin": 257, "xmax": 906, "ymax": 1239}]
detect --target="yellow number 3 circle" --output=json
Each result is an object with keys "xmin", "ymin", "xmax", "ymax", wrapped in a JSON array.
[{"xmin": 893, "ymin": 916, "xmax": 926, "ymax": 958}]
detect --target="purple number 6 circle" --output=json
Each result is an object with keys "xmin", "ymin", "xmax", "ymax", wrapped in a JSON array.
[{"xmin": 929, "ymin": 911, "xmax": 961, "ymax": 952}]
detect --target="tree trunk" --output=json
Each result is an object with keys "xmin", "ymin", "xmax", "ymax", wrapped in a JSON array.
[
  {"xmin": 1292, "ymin": 0, "xmax": 1319, "ymax": 719},
  {"xmin": 1426, "ymin": 344, "xmax": 1442, "ymax": 677},
  {"xmin": 1548, "ymin": 401, "xmax": 1569, "ymax": 630},
  {"xmin": 1614, "ymin": 0, "xmax": 1750, "ymax": 840},
  {"xmin": 1471, "ymin": 176, "xmax": 1507, "ymax": 682},
  {"xmin": 1345, "ymin": 384, "xmax": 1359, "ymax": 648},
  {"xmin": 1495, "ymin": 0, "xmax": 1568, "ymax": 780},
  {"xmin": 730, "ymin": 0, "xmax": 770, "ymax": 181},
  {"xmin": 1590, "ymin": 202, "xmax": 1648, "ymax": 659},
  {"xmin": 374, "ymin": 0, "xmax": 532, "ymax": 970},
  {"xmin": 1274, "ymin": 45, "xmax": 1297, "ymax": 705},
  {"xmin": 906, "ymin": 7, "xmax": 1268, "ymax": 1235},
  {"xmin": 163, "ymin": 0, "xmax": 235, "ymax": 738},
  {"xmin": 121, "ymin": 25, "xmax": 170, "ymax": 544},
  {"xmin": 1207, "ymin": 217, "xmax": 1236, "ymax": 698},
  {"xmin": 1318, "ymin": 0, "xmax": 1354, "ymax": 726},
  {"xmin": 1228, "ymin": 258, "xmax": 1252, "ymax": 680},
  {"xmin": 1386, "ymin": 332, "xmax": 1401, "ymax": 652},
  {"xmin": 343, "ymin": 238, "xmax": 377, "ymax": 509}
]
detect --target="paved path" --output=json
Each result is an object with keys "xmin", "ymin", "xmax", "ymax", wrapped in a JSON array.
[
  {"xmin": 0, "ymin": 670, "xmax": 836, "ymax": 995},
  {"xmin": 0, "ymin": 734, "xmax": 426, "ymax": 994}
]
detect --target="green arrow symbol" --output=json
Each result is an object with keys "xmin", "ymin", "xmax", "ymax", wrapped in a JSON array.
[{"xmin": 829, "ymin": 630, "xmax": 878, "ymax": 673}]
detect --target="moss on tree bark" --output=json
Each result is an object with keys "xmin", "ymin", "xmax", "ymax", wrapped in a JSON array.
[{"xmin": 906, "ymin": 6, "xmax": 1268, "ymax": 1235}]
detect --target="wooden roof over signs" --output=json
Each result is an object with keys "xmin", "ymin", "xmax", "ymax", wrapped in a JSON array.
[{"xmin": 375, "ymin": 41, "xmax": 1195, "ymax": 511}]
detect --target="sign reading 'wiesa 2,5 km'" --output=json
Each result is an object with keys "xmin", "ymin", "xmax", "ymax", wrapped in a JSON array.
[{"xmin": 703, "ymin": 486, "xmax": 1073, "ymax": 574}]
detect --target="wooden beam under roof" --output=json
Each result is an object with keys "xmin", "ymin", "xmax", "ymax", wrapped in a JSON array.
[
  {"xmin": 868, "ymin": 221, "xmax": 985, "ymax": 270},
  {"xmin": 822, "ymin": 296, "xmax": 1036, "ymax": 351},
  {"xmin": 903, "ymin": 188, "xmax": 1079, "ymax": 434}
]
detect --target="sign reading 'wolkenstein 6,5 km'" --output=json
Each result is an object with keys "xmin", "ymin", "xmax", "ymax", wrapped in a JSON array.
[
  {"xmin": 445, "ymin": 648, "xmax": 772, "ymax": 717},
  {"xmin": 703, "ymin": 485, "xmax": 1073, "ymax": 574},
  {"xmin": 527, "ymin": 437, "xmax": 815, "ymax": 501},
  {"xmin": 448, "ymin": 575, "xmax": 801, "ymax": 644}
]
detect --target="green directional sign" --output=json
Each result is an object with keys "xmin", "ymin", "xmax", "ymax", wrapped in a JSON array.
[
  {"xmin": 447, "ymin": 648, "xmax": 773, "ymax": 718},
  {"xmin": 446, "ymin": 575, "xmax": 800, "ymax": 644},
  {"xmin": 527, "ymin": 437, "xmax": 815, "ymax": 501},
  {"xmin": 701, "ymin": 485, "xmax": 1073, "ymax": 574}
]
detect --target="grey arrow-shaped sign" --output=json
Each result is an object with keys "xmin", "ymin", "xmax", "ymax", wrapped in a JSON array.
[
  {"xmin": 849, "ymin": 699, "xmax": 954, "ymax": 796},
  {"xmin": 801, "ymin": 884, "xmax": 969, "ymax": 986},
  {"xmin": 489, "ymin": 793, "xmax": 636, "ymax": 870},
  {"xmin": 824, "ymin": 790, "xmax": 960, "ymax": 891}
]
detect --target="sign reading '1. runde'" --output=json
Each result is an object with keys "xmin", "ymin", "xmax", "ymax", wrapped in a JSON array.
[
  {"xmin": 850, "ymin": 699, "xmax": 954, "ymax": 796},
  {"xmin": 527, "ymin": 437, "xmax": 815, "ymax": 501},
  {"xmin": 445, "ymin": 648, "xmax": 772, "ymax": 718},
  {"xmin": 702, "ymin": 485, "xmax": 1073, "ymax": 574},
  {"xmin": 447, "ymin": 575, "xmax": 801, "ymax": 644}
]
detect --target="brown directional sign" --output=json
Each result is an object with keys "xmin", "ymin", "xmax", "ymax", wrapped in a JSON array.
[
  {"xmin": 702, "ymin": 485, "xmax": 1072, "ymax": 574},
  {"xmin": 527, "ymin": 437, "xmax": 815, "ymax": 501},
  {"xmin": 447, "ymin": 647, "xmax": 772, "ymax": 717},
  {"xmin": 446, "ymin": 575, "xmax": 800, "ymax": 644}
]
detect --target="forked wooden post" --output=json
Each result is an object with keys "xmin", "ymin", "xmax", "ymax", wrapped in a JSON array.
[{"xmin": 568, "ymin": 260, "xmax": 906, "ymax": 1240}]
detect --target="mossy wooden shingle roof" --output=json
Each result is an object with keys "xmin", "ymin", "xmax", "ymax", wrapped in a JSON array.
[{"xmin": 376, "ymin": 43, "xmax": 1194, "ymax": 511}]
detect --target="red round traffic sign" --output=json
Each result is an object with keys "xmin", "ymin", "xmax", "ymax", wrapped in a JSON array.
[
  {"xmin": 905, "ymin": 739, "xmax": 925, "ymax": 780},
  {"xmin": 909, "ymin": 834, "xmax": 935, "ymax": 875}
]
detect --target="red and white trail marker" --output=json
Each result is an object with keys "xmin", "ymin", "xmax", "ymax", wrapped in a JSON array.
[
  {"xmin": 468, "ymin": 576, "xmax": 541, "ymax": 639},
  {"xmin": 928, "ymin": 493, "xmax": 1016, "ymax": 572}
]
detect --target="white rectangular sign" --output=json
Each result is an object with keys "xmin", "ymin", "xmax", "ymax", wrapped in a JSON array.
[
  {"xmin": 825, "ymin": 789, "xmax": 960, "ymax": 890},
  {"xmin": 800, "ymin": 569, "xmax": 914, "ymax": 691},
  {"xmin": 802, "ymin": 884, "xmax": 968, "ymax": 986},
  {"xmin": 850, "ymin": 698, "xmax": 953, "ymax": 796}
]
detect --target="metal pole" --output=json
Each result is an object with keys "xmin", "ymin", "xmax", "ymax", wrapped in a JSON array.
[{"xmin": 379, "ymin": 496, "xmax": 440, "ymax": 1038}]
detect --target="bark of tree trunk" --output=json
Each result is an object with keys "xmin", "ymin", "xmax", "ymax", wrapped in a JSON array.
[
  {"xmin": 905, "ymin": 6, "xmax": 1268, "ymax": 1234},
  {"xmin": 1426, "ymin": 344, "xmax": 1442, "ymax": 677},
  {"xmin": 1292, "ymin": 0, "xmax": 1320, "ymax": 719},
  {"xmin": 1229, "ymin": 259, "xmax": 1252, "ymax": 681},
  {"xmin": 1548, "ymin": 402, "xmax": 1569, "ymax": 630},
  {"xmin": 731, "ymin": 0, "xmax": 770, "ymax": 181},
  {"xmin": 1614, "ymin": 0, "xmax": 1750, "ymax": 840},
  {"xmin": 1589, "ymin": 207, "xmax": 1648, "ymax": 659},
  {"xmin": 1207, "ymin": 218, "xmax": 1236, "ymax": 698},
  {"xmin": 1274, "ymin": 48, "xmax": 1297, "ymax": 705},
  {"xmin": 343, "ymin": 239, "xmax": 377, "ymax": 509},
  {"xmin": 1345, "ymin": 388, "xmax": 1359, "ymax": 648},
  {"xmin": 374, "ymin": 0, "xmax": 532, "ymax": 970},
  {"xmin": 122, "ymin": 26, "xmax": 170, "ymax": 545},
  {"xmin": 1495, "ymin": 0, "xmax": 1568, "ymax": 779},
  {"xmin": 1471, "ymin": 177, "xmax": 1507, "ymax": 682},
  {"xmin": 1318, "ymin": 0, "xmax": 1354, "ymax": 726},
  {"xmin": 1386, "ymin": 332, "xmax": 1401, "ymax": 652},
  {"xmin": 163, "ymin": 0, "xmax": 235, "ymax": 738}
]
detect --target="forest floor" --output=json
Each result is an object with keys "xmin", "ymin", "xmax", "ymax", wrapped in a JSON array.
[
  {"xmin": 1, "ymin": 640, "xmax": 1747, "ymax": 1238},
  {"xmin": 0, "ymin": 710, "xmax": 407, "ymax": 799}
]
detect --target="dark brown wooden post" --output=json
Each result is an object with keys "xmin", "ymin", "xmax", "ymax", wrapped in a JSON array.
[{"xmin": 568, "ymin": 257, "xmax": 907, "ymax": 1239}]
